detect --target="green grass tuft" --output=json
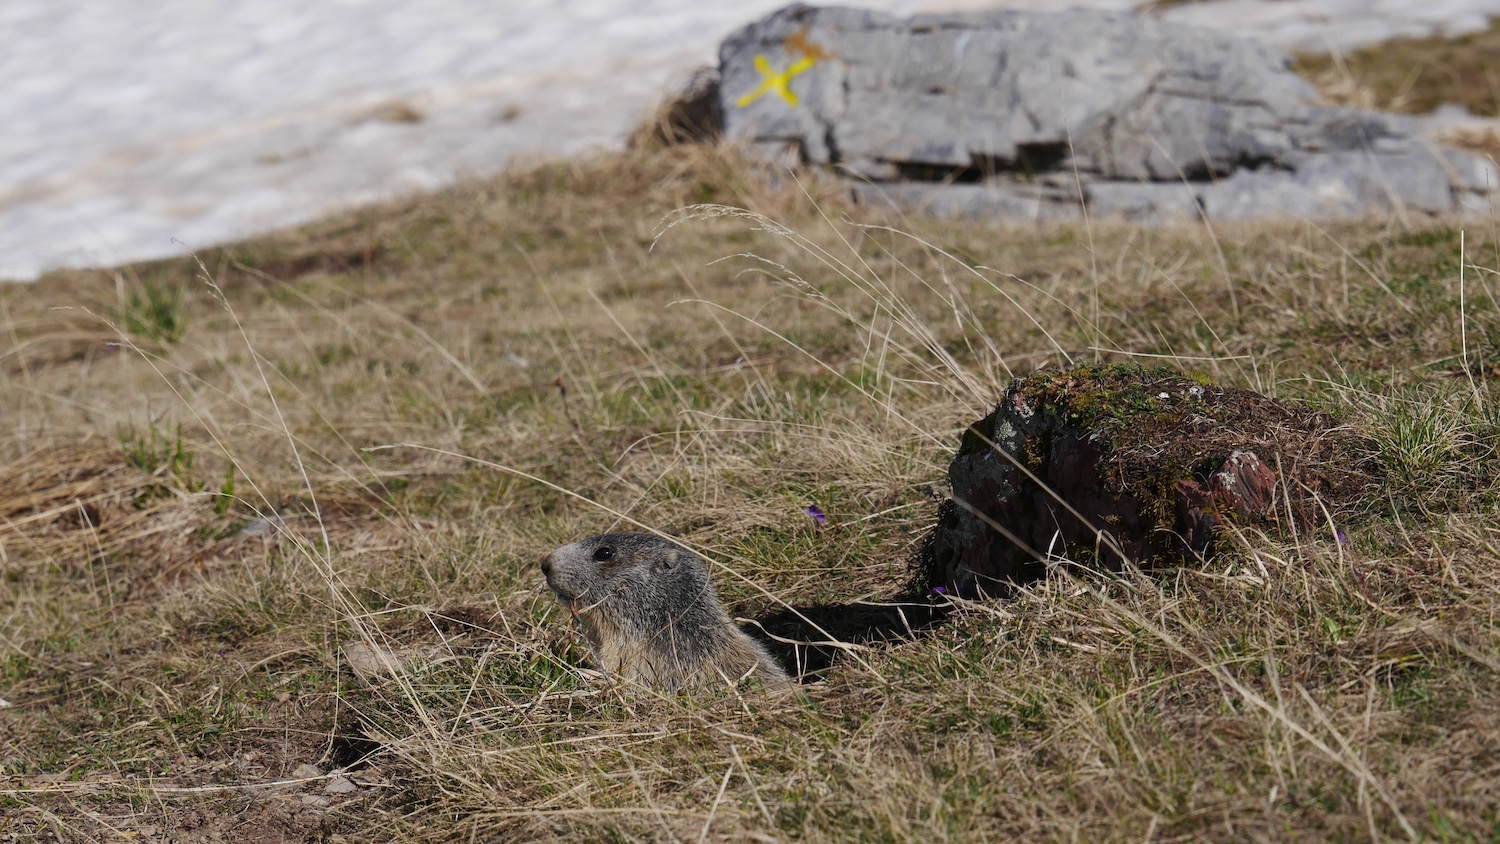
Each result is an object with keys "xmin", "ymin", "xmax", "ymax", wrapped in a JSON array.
[{"xmin": 116, "ymin": 278, "xmax": 189, "ymax": 345}]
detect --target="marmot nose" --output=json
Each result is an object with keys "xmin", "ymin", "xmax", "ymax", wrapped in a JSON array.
[{"xmin": 540, "ymin": 554, "xmax": 554, "ymax": 579}]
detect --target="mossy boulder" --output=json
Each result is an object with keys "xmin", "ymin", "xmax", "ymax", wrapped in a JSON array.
[{"xmin": 923, "ymin": 364, "xmax": 1374, "ymax": 597}]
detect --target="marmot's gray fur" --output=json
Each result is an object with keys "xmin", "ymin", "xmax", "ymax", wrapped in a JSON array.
[{"xmin": 541, "ymin": 533, "xmax": 789, "ymax": 691}]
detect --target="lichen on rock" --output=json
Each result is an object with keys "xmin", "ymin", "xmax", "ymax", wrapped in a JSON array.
[{"xmin": 922, "ymin": 364, "xmax": 1374, "ymax": 598}]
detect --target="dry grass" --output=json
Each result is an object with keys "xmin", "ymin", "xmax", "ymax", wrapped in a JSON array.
[
  {"xmin": 1, "ymin": 136, "xmax": 1500, "ymax": 842},
  {"xmin": 1296, "ymin": 17, "xmax": 1500, "ymax": 117}
]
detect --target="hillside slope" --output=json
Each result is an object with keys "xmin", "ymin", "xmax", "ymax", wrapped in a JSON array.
[{"xmin": 3, "ymin": 65, "xmax": 1500, "ymax": 836}]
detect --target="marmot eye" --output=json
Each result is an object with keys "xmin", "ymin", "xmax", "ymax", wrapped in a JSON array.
[{"xmin": 592, "ymin": 546, "xmax": 616, "ymax": 562}]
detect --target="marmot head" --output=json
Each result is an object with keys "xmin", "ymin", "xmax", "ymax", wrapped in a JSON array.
[
  {"xmin": 541, "ymin": 533, "xmax": 789, "ymax": 691},
  {"xmin": 541, "ymin": 533, "xmax": 717, "ymax": 630}
]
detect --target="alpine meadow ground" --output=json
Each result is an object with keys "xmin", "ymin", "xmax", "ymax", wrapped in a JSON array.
[{"xmin": 4, "ymin": 56, "xmax": 1500, "ymax": 842}]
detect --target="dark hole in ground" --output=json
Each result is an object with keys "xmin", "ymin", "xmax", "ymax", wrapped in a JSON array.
[
  {"xmin": 753, "ymin": 597, "xmax": 948, "ymax": 682},
  {"xmin": 330, "ymin": 725, "xmax": 381, "ymax": 771}
]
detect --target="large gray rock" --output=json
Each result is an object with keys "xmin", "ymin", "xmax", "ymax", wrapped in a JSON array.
[
  {"xmin": 852, "ymin": 180, "xmax": 1085, "ymax": 223},
  {"xmin": 718, "ymin": 4, "xmax": 1497, "ymax": 223}
]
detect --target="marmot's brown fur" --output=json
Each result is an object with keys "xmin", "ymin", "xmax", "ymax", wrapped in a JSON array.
[{"xmin": 541, "ymin": 533, "xmax": 789, "ymax": 691}]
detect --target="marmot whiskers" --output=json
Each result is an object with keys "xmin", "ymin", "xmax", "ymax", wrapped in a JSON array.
[{"xmin": 541, "ymin": 533, "xmax": 789, "ymax": 691}]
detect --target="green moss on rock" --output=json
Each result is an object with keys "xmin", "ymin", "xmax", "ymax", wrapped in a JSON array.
[{"xmin": 924, "ymin": 364, "xmax": 1375, "ymax": 597}]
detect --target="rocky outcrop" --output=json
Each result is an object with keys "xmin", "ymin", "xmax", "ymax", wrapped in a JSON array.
[
  {"xmin": 718, "ymin": 4, "xmax": 1498, "ymax": 223},
  {"xmin": 920, "ymin": 365, "xmax": 1374, "ymax": 598}
]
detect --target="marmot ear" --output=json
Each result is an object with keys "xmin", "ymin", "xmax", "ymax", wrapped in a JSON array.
[{"xmin": 655, "ymin": 550, "xmax": 679, "ymax": 573}]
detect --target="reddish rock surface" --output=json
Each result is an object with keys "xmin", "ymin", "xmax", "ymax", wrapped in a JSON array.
[{"xmin": 922, "ymin": 365, "xmax": 1374, "ymax": 598}]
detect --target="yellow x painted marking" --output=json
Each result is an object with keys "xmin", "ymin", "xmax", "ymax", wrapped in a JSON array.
[{"xmin": 736, "ymin": 54, "xmax": 817, "ymax": 108}]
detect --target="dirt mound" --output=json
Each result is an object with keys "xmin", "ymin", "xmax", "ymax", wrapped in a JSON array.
[{"xmin": 922, "ymin": 364, "xmax": 1376, "ymax": 597}]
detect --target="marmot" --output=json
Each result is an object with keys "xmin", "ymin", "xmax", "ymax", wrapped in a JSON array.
[{"xmin": 541, "ymin": 533, "xmax": 790, "ymax": 691}]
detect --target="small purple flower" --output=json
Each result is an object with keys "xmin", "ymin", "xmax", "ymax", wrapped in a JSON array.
[
  {"xmin": 932, "ymin": 586, "xmax": 947, "ymax": 595},
  {"xmin": 804, "ymin": 505, "xmax": 826, "ymax": 525},
  {"xmin": 1335, "ymin": 530, "xmax": 1348, "ymax": 546}
]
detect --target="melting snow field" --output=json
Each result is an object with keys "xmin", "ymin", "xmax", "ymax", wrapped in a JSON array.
[{"xmin": 6, "ymin": 0, "xmax": 1500, "ymax": 280}]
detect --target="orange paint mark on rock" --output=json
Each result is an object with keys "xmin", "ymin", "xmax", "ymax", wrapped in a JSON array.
[{"xmin": 784, "ymin": 29, "xmax": 833, "ymax": 62}]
